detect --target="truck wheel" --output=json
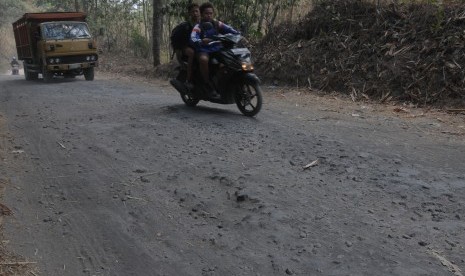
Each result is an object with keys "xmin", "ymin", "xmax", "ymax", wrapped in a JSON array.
[
  {"xmin": 30, "ymin": 72, "xmax": 39, "ymax": 80},
  {"xmin": 43, "ymin": 69, "xmax": 53, "ymax": 83},
  {"xmin": 24, "ymin": 64, "xmax": 38, "ymax": 81},
  {"xmin": 84, "ymin": 68, "xmax": 94, "ymax": 81}
]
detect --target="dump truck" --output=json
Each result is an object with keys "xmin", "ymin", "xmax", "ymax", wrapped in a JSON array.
[{"xmin": 12, "ymin": 12, "xmax": 98, "ymax": 82}]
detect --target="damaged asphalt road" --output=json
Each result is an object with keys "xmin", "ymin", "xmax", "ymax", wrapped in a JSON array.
[{"xmin": 0, "ymin": 74, "xmax": 464, "ymax": 275}]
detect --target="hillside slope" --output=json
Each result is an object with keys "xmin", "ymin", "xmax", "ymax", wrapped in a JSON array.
[{"xmin": 254, "ymin": 0, "xmax": 465, "ymax": 107}]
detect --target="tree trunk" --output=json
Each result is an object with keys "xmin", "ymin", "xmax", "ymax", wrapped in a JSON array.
[
  {"xmin": 81, "ymin": 0, "xmax": 88, "ymax": 13},
  {"xmin": 143, "ymin": 0, "xmax": 149, "ymax": 44},
  {"xmin": 152, "ymin": 0, "xmax": 162, "ymax": 66},
  {"xmin": 257, "ymin": 1, "xmax": 267, "ymax": 35},
  {"xmin": 247, "ymin": 0, "xmax": 259, "ymax": 34},
  {"xmin": 268, "ymin": 2, "xmax": 280, "ymax": 32},
  {"xmin": 288, "ymin": 0, "xmax": 295, "ymax": 21},
  {"xmin": 74, "ymin": 0, "xmax": 80, "ymax": 12}
]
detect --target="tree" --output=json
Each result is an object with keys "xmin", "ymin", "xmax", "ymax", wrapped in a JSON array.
[
  {"xmin": 29, "ymin": 0, "xmax": 306, "ymax": 66},
  {"xmin": 0, "ymin": 0, "xmax": 25, "ymax": 64},
  {"xmin": 153, "ymin": 0, "xmax": 162, "ymax": 66},
  {"xmin": 0, "ymin": 0, "xmax": 24, "ymax": 27}
]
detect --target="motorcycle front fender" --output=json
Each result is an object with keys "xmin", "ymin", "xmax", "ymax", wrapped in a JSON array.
[{"xmin": 242, "ymin": 73, "xmax": 260, "ymax": 85}]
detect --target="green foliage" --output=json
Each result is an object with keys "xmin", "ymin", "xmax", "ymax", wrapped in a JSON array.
[
  {"xmin": 164, "ymin": 0, "xmax": 302, "ymax": 36},
  {"xmin": 35, "ymin": 0, "xmax": 75, "ymax": 11},
  {"xmin": 25, "ymin": 0, "xmax": 303, "ymax": 61},
  {"xmin": 0, "ymin": 0, "xmax": 25, "ymax": 27},
  {"xmin": 0, "ymin": 0, "xmax": 26, "ymax": 69},
  {"xmin": 430, "ymin": 0, "xmax": 445, "ymax": 31},
  {"xmin": 164, "ymin": 0, "xmax": 193, "ymax": 18},
  {"xmin": 131, "ymin": 29, "xmax": 150, "ymax": 58}
]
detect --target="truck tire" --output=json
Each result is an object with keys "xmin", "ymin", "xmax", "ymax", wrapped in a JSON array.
[
  {"xmin": 24, "ymin": 64, "xmax": 38, "ymax": 81},
  {"xmin": 42, "ymin": 68, "xmax": 53, "ymax": 83},
  {"xmin": 84, "ymin": 68, "xmax": 94, "ymax": 81}
]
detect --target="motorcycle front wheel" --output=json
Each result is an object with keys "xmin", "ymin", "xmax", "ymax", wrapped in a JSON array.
[{"xmin": 235, "ymin": 79, "xmax": 263, "ymax": 117}]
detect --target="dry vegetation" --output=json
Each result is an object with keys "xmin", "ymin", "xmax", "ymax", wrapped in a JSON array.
[
  {"xmin": 101, "ymin": 0, "xmax": 465, "ymax": 108},
  {"xmin": 0, "ymin": 28, "xmax": 17, "ymax": 73},
  {"xmin": 0, "ymin": 0, "xmax": 36, "ymax": 73},
  {"xmin": 254, "ymin": 0, "xmax": 465, "ymax": 107}
]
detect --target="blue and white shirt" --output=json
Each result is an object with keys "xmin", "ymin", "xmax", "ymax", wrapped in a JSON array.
[{"xmin": 190, "ymin": 20, "xmax": 239, "ymax": 53}]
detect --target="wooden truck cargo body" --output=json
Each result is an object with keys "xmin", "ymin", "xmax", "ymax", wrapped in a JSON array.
[{"xmin": 12, "ymin": 12, "xmax": 98, "ymax": 82}]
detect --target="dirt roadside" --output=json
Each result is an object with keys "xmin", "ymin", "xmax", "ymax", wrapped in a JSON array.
[
  {"xmin": 0, "ymin": 71, "xmax": 464, "ymax": 275},
  {"xmin": 0, "ymin": 111, "xmax": 38, "ymax": 275}
]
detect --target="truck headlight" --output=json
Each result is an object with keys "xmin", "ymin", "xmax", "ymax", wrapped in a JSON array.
[
  {"xmin": 48, "ymin": 58, "xmax": 55, "ymax": 64},
  {"xmin": 86, "ymin": 56, "xmax": 91, "ymax": 61},
  {"xmin": 54, "ymin": 58, "xmax": 61, "ymax": 63}
]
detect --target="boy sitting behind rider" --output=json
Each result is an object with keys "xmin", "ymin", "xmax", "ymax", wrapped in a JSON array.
[
  {"xmin": 190, "ymin": 2, "xmax": 240, "ymax": 99},
  {"xmin": 181, "ymin": 3, "xmax": 200, "ymax": 88}
]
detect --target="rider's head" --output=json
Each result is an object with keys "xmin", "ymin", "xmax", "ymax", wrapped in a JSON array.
[
  {"xmin": 12, "ymin": 56, "xmax": 16, "ymax": 60},
  {"xmin": 200, "ymin": 2, "xmax": 214, "ymax": 22},
  {"xmin": 187, "ymin": 3, "xmax": 200, "ymax": 23}
]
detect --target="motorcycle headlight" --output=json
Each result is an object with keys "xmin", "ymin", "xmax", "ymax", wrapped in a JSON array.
[{"xmin": 241, "ymin": 62, "xmax": 254, "ymax": 72}]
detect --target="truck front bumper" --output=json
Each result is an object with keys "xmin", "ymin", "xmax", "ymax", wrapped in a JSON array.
[{"xmin": 46, "ymin": 61, "xmax": 98, "ymax": 71}]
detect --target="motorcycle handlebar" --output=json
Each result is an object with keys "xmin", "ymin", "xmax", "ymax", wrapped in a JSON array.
[
  {"xmin": 211, "ymin": 34, "xmax": 242, "ymax": 45},
  {"xmin": 208, "ymin": 41, "xmax": 222, "ymax": 45}
]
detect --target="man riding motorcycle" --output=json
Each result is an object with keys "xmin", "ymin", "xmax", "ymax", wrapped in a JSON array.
[
  {"xmin": 170, "ymin": 4, "xmax": 263, "ymax": 116},
  {"xmin": 190, "ymin": 2, "xmax": 240, "ymax": 100},
  {"xmin": 10, "ymin": 57, "xmax": 19, "ymax": 75}
]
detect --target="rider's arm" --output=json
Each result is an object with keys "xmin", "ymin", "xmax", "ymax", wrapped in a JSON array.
[
  {"xmin": 190, "ymin": 24, "xmax": 202, "ymax": 47},
  {"xmin": 218, "ymin": 21, "xmax": 240, "ymax": 35}
]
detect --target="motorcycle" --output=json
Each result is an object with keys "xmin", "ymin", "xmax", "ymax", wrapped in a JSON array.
[
  {"xmin": 12, "ymin": 64, "xmax": 19, "ymax": 75},
  {"xmin": 170, "ymin": 33, "xmax": 263, "ymax": 117}
]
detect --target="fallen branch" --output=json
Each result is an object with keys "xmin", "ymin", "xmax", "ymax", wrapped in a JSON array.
[
  {"xmin": 447, "ymin": 109, "xmax": 465, "ymax": 113},
  {"xmin": 429, "ymin": 250, "xmax": 463, "ymax": 276},
  {"xmin": 303, "ymin": 159, "xmax": 319, "ymax": 170}
]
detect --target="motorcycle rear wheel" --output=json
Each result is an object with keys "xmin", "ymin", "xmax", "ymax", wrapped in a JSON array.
[
  {"xmin": 235, "ymin": 80, "xmax": 263, "ymax": 117},
  {"xmin": 176, "ymin": 70, "xmax": 199, "ymax": 107}
]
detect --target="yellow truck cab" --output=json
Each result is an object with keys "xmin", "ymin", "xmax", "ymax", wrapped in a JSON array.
[{"xmin": 13, "ymin": 12, "xmax": 98, "ymax": 82}]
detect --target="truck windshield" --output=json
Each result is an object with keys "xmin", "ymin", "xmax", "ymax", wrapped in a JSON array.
[{"xmin": 42, "ymin": 22, "xmax": 91, "ymax": 40}]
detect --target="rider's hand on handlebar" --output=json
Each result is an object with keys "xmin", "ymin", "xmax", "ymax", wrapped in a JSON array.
[{"xmin": 201, "ymin": 38, "xmax": 212, "ymax": 45}]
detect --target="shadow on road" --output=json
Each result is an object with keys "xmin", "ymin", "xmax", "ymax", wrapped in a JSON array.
[{"xmin": 155, "ymin": 103, "xmax": 261, "ymax": 121}]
